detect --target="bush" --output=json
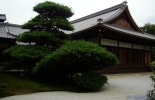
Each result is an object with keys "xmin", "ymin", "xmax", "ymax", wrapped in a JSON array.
[
  {"xmin": 32, "ymin": 40, "xmax": 119, "ymax": 79},
  {"xmin": 151, "ymin": 61, "xmax": 155, "ymax": 71},
  {"xmin": 73, "ymin": 72, "xmax": 108, "ymax": 91},
  {"xmin": 148, "ymin": 61, "xmax": 155, "ymax": 99},
  {"xmin": 3, "ymin": 45, "xmax": 52, "ymax": 72},
  {"xmin": 3, "ymin": 45, "xmax": 52, "ymax": 59}
]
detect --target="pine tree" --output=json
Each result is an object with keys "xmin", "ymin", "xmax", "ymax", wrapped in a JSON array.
[
  {"xmin": 3, "ymin": 1, "xmax": 74, "ymax": 73},
  {"xmin": 18, "ymin": 1, "xmax": 74, "ymax": 48}
]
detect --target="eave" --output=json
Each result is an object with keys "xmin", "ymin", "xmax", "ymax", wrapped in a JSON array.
[{"xmin": 71, "ymin": 23, "xmax": 155, "ymax": 45}]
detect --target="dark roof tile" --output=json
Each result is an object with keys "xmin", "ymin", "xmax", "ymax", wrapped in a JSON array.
[
  {"xmin": 0, "ymin": 14, "xmax": 6, "ymax": 21},
  {"xmin": 68, "ymin": 1, "xmax": 127, "ymax": 34},
  {"xmin": 0, "ymin": 22, "xmax": 28, "ymax": 39},
  {"xmin": 71, "ymin": 1, "xmax": 127, "ymax": 24},
  {"xmin": 103, "ymin": 24, "xmax": 155, "ymax": 41}
]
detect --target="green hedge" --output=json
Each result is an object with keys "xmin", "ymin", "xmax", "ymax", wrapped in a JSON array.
[{"xmin": 32, "ymin": 40, "xmax": 119, "ymax": 80}]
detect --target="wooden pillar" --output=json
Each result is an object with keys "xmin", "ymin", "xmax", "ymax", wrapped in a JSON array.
[
  {"xmin": 118, "ymin": 40, "xmax": 120, "ymax": 56},
  {"xmin": 143, "ymin": 45, "xmax": 147, "ymax": 72},
  {"xmin": 151, "ymin": 44, "xmax": 153, "ymax": 62},
  {"xmin": 117, "ymin": 40, "xmax": 120, "ymax": 73},
  {"xmin": 144, "ymin": 45, "xmax": 146, "ymax": 69},
  {"xmin": 132, "ymin": 43, "xmax": 136, "ymax": 72},
  {"xmin": 98, "ymin": 29, "xmax": 102, "ymax": 46}
]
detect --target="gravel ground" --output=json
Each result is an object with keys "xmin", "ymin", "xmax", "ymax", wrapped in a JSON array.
[{"xmin": 0, "ymin": 72, "xmax": 152, "ymax": 100}]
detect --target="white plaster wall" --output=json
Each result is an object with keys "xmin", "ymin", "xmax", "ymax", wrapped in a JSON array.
[
  {"xmin": 133, "ymin": 44, "xmax": 144, "ymax": 50},
  {"xmin": 101, "ymin": 38, "xmax": 118, "ymax": 47},
  {"xmin": 119, "ymin": 42, "xmax": 132, "ymax": 48}
]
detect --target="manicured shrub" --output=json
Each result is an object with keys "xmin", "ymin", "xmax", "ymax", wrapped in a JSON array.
[
  {"xmin": 148, "ymin": 61, "xmax": 155, "ymax": 99},
  {"xmin": 32, "ymin": 40, "xmax": 119, "ymax": 80},
  {"xmin": 73, "ymin": 72, "xmax": 108, "ymax": 91}
]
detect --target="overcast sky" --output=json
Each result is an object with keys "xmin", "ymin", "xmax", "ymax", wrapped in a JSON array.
[{"xmin": 0, "ymin": 0, "xmax": 155, "ymax": 27}]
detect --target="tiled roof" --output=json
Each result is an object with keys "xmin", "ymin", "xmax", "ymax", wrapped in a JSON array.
[
  {"xmin": 71, "ymin": 23, "xmax": 155, "ymax": 42},
  {"xmin": 68, "ymin": 1, "xmax": 127, "ymax": 34},
  {"xmin": 103, "ymin": 24, "xmax": 155, "ymax": 41},
  {"xmin": 0, "ymin": 14, "xmax": 6, "ymax": 21},
  {"xmin": 0, "ymin": 22, "xmax": 28, "ymax": 39},
  {"xmin": 7, "ymin": 23, "xmax": 28, "ymax": 36},
  {"xmin": 71, "ymin": 1, "xmax": 127, "ymax": 24},
  {"xmin": 0, "ymin": 23, "xmax": 15, "ymax": 39},
  {"xmin": 69, "ymin": 1, "xmax": 155, "ymax": 42}
]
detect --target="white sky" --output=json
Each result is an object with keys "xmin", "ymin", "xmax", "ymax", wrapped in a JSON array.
[{"xmin": 0, "ymin": 0, "xmax": 155, "ymax": 27}]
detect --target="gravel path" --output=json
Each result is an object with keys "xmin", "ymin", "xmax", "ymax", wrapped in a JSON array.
[{"xmin": 0, "ymin": 72, "xmax": 152, "ymax": 100}]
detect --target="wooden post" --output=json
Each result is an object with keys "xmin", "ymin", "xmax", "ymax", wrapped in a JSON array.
[
  {"xmin": 151, "ymin": 44, "xmax": 154, "ymax": 62},
  {"xmin": 117, "ymin": 40, "xmax": 119, "ymax": 73},
  {"xmin": 144, "ymin": 45, "xmax": 146, "ymax": 71},
  {"xmin": 132, "ymin": 43, "xmax": 136, "ymax": 72},
  {"xmin": 98, "ymin": 29, "xmax": 102, "ymax": 46}
]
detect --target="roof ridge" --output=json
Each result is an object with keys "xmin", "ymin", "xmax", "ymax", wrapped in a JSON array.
[
  {"xmin": 0, "ymin": 22, "xmax": 21, "ymax": 27},
  {"xmin": 103, "ymin": 5, "xmax": 127, "ymax": 22},
  {"xmin": 7, "ymin": 23, "xmax": 21, "ymax": 27},
  {"xmin": 0, "ymin": 14, "xmax": 5, "ymax": 16},
  {"xmin": 0, "ymin": 14, "xmax": 6, "ymax": 21},
  {"xmin": 71, "ymin": 1, "xmax": 127, "ymax": 24}
]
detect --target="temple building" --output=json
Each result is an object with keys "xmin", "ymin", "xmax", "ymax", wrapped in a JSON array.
[
  {"xmin": 70, "ymin": 1, "xmax": 155, "ymax": 73},
  {"xmin": 0, "ymin": 14, "xmax": 27, "ymax": 66}
]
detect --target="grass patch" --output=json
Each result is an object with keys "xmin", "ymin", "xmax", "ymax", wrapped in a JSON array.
[
  {"xmin": 0, "ymin": 73, "xmax": 100, "ymax": 98},
  {"xmin": 0, "ymin": 73, "xmax": 67, "ymax": 98}
]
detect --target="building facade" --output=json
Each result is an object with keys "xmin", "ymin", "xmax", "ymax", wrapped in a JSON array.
[
  {"xmin": 0, "ymin": 14, "xmax": 27, "ymax": 66},
  {"xmin": 70, "ymin": 1, "xmax": 155, "ymax": 73}
]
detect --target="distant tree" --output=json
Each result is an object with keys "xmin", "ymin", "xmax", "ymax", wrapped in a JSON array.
[
  {"xmin": 140, "ymin": 22, "xmax": 155, "ymax": 35},
  {"xmin": 148, "ymin": 61, "xmax": 155, "ymax": 99},
  {"xmin": 3, "ymin": 1, "xmax": 74, "ymax": 73},
  {"xmin": 142, "ymin": 23, "xmax": 155, "ymax": 99},
  {"xmin": 140, "ymin": 23, "xmax": 155, "ymax": 59}
]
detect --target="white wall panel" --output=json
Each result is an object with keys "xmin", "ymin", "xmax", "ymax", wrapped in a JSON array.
[
  {"xmin": 119, "ymin": 42, "xmax": 132, "ymax": 48},
  {"xmin": 101, "ymin": 38, "xmax": 118, "ymax": 46},
  {"xmin": 133, "ymin": 44, "xmax": 144, "ymax": 50}
]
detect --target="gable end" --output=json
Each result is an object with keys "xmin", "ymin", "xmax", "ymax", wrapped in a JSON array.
[{"xmin": 108, "ymin": 7, "xmax": 142, "ymax": 32}]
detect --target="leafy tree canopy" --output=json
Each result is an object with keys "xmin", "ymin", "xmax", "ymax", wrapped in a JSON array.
[
  {"xmin": 22, "ymin": 15, "xmax": 74, "ymax": 31},
  {"xmin": 3, "ymin": 45, "xmax": 53, "ymax": 71},
  {"xmin": 18, "ymin": 1, "xmax": 74, "ymax": 47},
  {"xmin": 22, "ymin": 1, "xmax": 74, "ymax": 31},
  {"xmin": 33, "ymin": 1, "xmax": 74, "ymax": 18},
  {"xmin": 140, "ymin": 22, "xmax": 155, "ymax": 35},
  {"xmin": 17, "ymin": 31, "xmax": 70, "ymax": 46},
  {"xmin": 3, "ymin": 45, "xmax": 52, "ymax": 60}
]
